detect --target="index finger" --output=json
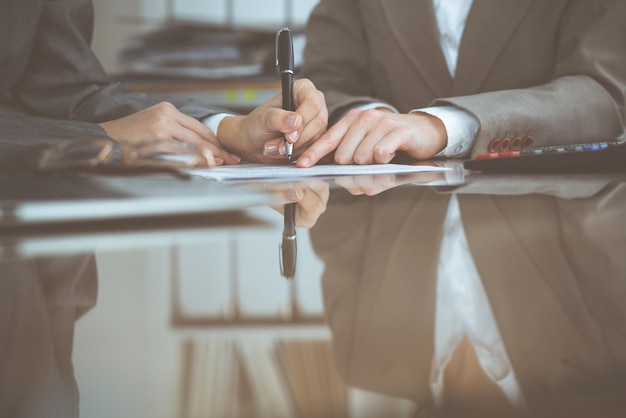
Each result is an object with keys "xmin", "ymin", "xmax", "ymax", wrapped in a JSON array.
[
  {"xmin": 292, "ymin": 79, "xmax": 328, "ymax": 146},
  {"xmin": 296, "ymin": 119, "xmax": 348, "ymax": 167}
]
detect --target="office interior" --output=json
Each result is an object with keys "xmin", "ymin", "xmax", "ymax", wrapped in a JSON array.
[{"xmin": 2, "ymin": 1, "xmax": 625, "ymax": 418}]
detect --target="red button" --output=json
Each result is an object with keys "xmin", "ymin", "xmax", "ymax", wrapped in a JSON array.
[
  {"xmin": 488, "ymin": 138, "xmax": 501, "ymax": 153},
  {"xmin": 500, "ymin": 137, "xmax": 511, "ymax": 152},
  {"xmin": 511, "ymin": 137, "xmax": 522, "ymax": 151},
  {"xmin": 522, "ymin": 136, "xmax": 534, "ymax": 148}
]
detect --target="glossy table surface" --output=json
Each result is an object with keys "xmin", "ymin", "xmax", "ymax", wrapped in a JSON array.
[{"xmin": 1, "ymin": 165, "xmax": 625, "ymax": 418}]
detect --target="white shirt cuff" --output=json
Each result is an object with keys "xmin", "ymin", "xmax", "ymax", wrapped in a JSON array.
[
  {"xmin": 202, "ymin": 113, "xmax": 235, "ymax": 137},
  {"xmin": 411, "ymin": 106, "xmax": 479, "ymax": 157}
]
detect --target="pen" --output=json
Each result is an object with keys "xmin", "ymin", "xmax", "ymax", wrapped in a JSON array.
[
  {"xmin": 276, "ymin": 28, "xmax": 297, "ymax": 279},
  {"xmin": 276, "ymin": 27, "xmax": 294, "ymax": 161}
]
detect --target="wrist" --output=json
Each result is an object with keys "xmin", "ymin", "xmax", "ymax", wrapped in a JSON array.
[
  {"xmin": 413, "ymin": 111, "xmax": 448, "ymax": 155},
  {"xmin": 217, "ymin": 115, "xmax": 244, "ymax": 153}
]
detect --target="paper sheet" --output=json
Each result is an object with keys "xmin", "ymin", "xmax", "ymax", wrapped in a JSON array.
[{"xmin": 186, "ymin": 163, "xmax": 450, "ymax": 181}]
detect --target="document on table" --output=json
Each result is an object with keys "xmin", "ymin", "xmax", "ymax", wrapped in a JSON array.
[{"xmin": 186, "ymin": 163, "xmax": 450, "ymax": 181}]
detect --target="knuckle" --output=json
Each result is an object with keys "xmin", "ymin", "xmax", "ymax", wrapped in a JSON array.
[
  {"xmin": 353, "ymin": 153, "xmax": 370, "ymax": 165},
  {"xmin": 155, "ymin": 101, "xmax": 176, "ymax": 115},
  {"xmin": 345, "ymin": 108, "xmax": 361, "ymax": 119},
  {"xmin": 152, "ymin": 131, "xmax": 170, "ymax": 140},
  {"xmin": 360, "ymin": 109, "xmax": 379, "ymax": 123},
  {"xmin": 334, "ymin": 152, "xmax": 351, "ymax": 165},
  {"xmin": 373, "ymin": 147, "xmax": 387, "ymax": 160}
]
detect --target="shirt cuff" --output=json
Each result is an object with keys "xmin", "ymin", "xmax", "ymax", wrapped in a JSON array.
[
  {"xmin": 202, "ymin": 113, "xmax": 235, "ymax": 137},
  {"xmin": 411, "ymin": 106, "xmax": 479, "ymax": 158}
]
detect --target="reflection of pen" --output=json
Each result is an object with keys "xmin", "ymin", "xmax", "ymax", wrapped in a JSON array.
[
  {"xmin": 279, "ymin": 199, "xmax": 297, "ymax": 279},
  {"xmin": 276, "ymin": 27, "xmax": 294, "ymax": 161}
]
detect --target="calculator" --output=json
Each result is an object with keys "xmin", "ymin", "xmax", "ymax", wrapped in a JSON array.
[{"xmin": 463, "ymin": 140, "xmax": 626, "ymax": 173}]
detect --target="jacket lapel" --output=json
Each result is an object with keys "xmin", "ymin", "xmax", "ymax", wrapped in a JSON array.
[
  {"xmin": 381, "ymin": 0, "xmax": 452, "ymax": 97},
  {"xmin": 453, "ymin": 0, "xmax": 537, "ymax": 95}
]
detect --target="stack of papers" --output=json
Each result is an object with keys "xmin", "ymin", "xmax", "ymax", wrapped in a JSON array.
[{"xmin": 187, "ymin": 163, "xmax": 450, "ymax": 181}]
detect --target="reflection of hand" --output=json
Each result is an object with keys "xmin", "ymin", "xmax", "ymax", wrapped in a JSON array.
[
  {"xmin": 269, "ymin": 180, "xmax": 330, "ymax": 228},
  {"xmin": 335, "ymin": 171, "xmax": 446, "ymax": 196},
  {"xmin": 99, "ymin": 102, "xmax": 240, "ymax": 166},
  {"xmin": 296, "ymin": 108, "xmax": 447, "ymax": 167},
  {"xmin": 219, "ymin": 78, "xmax": 328, "ymax": 163},
  {"xmin": 119, "ymin": 139, "xmax": 217, "ymax": 168}
]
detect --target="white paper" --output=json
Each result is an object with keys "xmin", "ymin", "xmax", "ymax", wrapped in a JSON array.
[{"xmin": 186, "ymin": 163, "xmax": 450, "ymax": 181}]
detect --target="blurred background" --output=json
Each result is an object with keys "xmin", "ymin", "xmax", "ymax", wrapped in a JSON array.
[{"xmin": 92, "ymin": 0, "xmax": 318, "ymax": 73}]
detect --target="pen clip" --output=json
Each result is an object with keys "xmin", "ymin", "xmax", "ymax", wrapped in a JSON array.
[
  {"xmin": 275, "ymin": 27, "xmax": 293, "ymax": 73},
  {"xmin": 276, "ymin": 27, "xmax": 289, "ymax": 68},
  {"xmin": 275, "ymin": 29, "xmax": 280, "ymax": 67}
]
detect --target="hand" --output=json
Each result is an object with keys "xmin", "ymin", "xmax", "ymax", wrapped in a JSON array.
[
  {"xmin": 99, "ymin": 102, "xmax": 241, "ymax": 166},
  {"xmin": 218, "ymin": 78, "xmax": 328, "ymax": 162},
  {"xmin": 266, "ymin": 180, "xmax": 330, "ymax": 228},
  {"xmin": 334, "ymin": 171, "xmax": 447, "ymax": 196},
  {"xmin": 296, "ymin": 108, "xmax": 447, "ymax": 167}
]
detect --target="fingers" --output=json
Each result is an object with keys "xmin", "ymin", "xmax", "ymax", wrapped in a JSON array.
[
  {"xmin": 296, "ymin": 116, "xmax": 351, "ymax": 167},
  {"xmin": 334, "ymin": 174, "xmax": 398, "ymax": 196},
  {"xmin": 100, "ymin": 102, "xmax": 243, "ymax": 166},
  {"xmin": 171, "ymin": 108, "xmax": 242, "ymax": 165},
  {"xmin": 295, "ymin": 180, "xmax": 329, "ymax": 228},
  {"xmin": 262, "ymin": 138, "xmax": 290, "ymax": 159},
  {"xmin": 297, "ymin": 109, "xmax": 447, "ymax": 167},
  {"xmin": 120, "ymin": 138, "xmax": 219, "ymax": 168},
  {"xmin": 262, "ymin": 82, "xmax": 326, "ymax": 147},
  {"xmin": 291, "ymin": 78, "xmax": 328, "ymax": 147}
]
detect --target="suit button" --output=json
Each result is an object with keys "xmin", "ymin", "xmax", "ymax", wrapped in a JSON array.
[
  {"xmin": 522, "ymin": 136, "xmax": 534, "ymax": 148},
  {"xmin": 488, "ymin": 138, "xmax": 501, "ymax": 152},
  {"xmin": 511, "ymin": 137, "xmax": 522, "ymax": 151}
]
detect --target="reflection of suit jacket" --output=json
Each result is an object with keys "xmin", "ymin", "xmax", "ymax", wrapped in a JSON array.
[
  {"xmin": 310, "ymin": 183, "xmax": 626, "ymax": 415},
  {"xmin": 302, "ymin": 0, "xmax": 626, "ymax": 155},
  {"xmin": 0, "ymin": 0, "xmax": 221, "ymax": 140},
  {"xmin": 0, "ymin": 255, "xmax": 97, "ymax": 418}
]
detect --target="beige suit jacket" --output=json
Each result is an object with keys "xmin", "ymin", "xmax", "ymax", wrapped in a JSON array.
[
  {"xmin": 302, "ymin": 0, "xmax": 626, "ymax": 157},
  {"xmin": 309, "ymin": 182, "xmax": 626, "ymax": 414}
]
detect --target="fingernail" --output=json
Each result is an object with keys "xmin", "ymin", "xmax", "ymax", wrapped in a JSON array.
[
  {"xmin": 278, "ymin": 145, "xmax": 286, "ymax": 155},
  {"xmin": 230, "ymin": 154, "xmax": 241, "ymax": 162},
  {"xmin": 286, "ymin": 188, "xmax": 303, "ymax": 201},
  {"xmin": 289, "ymin": 130, "xmax": 299, "ymax": 142},
  {"xmin": 264, "ymin": 144, "xmax": 279, "ymax": 156},
  {"xmin": 298, "ymin": 156, "xmax": 310, "ymax": 167},
  {"xmin": 286, "ymin": 114, "xmax": 299, "ymax": 128},
  {"xmin": 214, "ymin": 157, "xmax": 224, "ymax": 165}
]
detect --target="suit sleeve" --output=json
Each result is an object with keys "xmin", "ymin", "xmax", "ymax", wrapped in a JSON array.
[
  {"xmin": 301, "ymin": 0, "xmax": 387, "ymax": 123},
  {"xmin": 11, "ymin": 0, "xmax": 222, "ymax": 124},
  {"xmin": 434, "ymin": 0, "xmax": 626, "ymax": 154}
]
